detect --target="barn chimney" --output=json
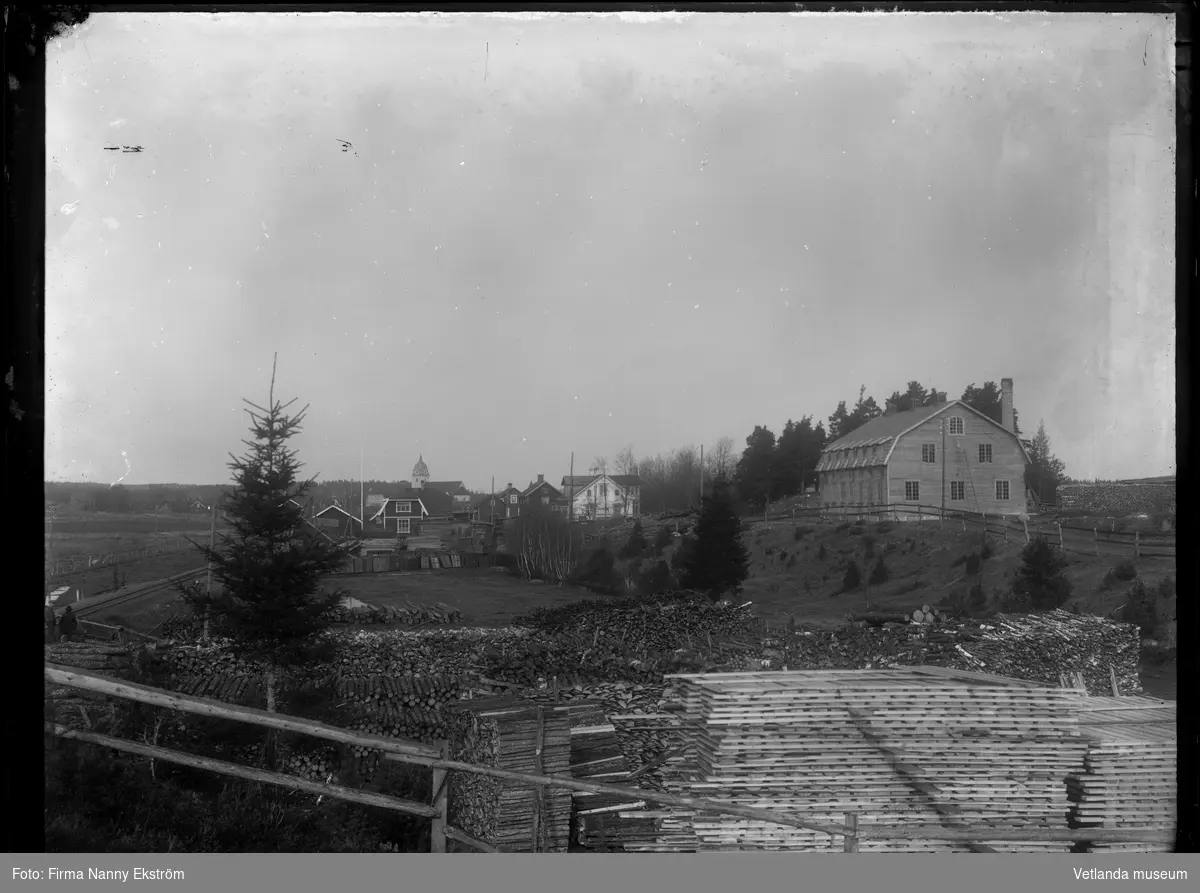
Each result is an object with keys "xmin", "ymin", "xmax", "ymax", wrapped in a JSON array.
[
  {"xmin": 537, "ymin": 474, "xmax": 544, "ymax": 484},
  {"xmin": 1001, "ymin": 378, "xmax": 1014, "ymax": 432}
]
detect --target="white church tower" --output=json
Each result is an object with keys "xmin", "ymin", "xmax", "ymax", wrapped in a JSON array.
[{"xmin": 411, "ymin": 455, "xmax": 430, "ymax": 490}]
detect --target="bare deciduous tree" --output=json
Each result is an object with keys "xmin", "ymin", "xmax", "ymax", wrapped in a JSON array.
[{"xmin": 707, "ymin": 436, "xmax": 736, "ymax": 480}]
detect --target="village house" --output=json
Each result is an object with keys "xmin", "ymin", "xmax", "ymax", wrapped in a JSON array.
[
  {"xmin": 815, "ymin": 377, "xmax": 1030, "ymax": 518},
  {"xmin": 560, "ymin": 473, "xmax": 644, "ymax": 520}
]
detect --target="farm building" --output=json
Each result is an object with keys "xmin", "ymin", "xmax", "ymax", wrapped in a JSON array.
[
  {"xmin": 313, "ymin": 504, "xmax": 363, "ymax": 536},
  {"xmin": 816, "ymin": 378, "xmax": 1030, "ymax": 517}
]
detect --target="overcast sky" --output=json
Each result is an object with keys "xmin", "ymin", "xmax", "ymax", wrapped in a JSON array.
[{"xmin": 46, "ymin": 11, "xmax": 1176, "ymax": 490}]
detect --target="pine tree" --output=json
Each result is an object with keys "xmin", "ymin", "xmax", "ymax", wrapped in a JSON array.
[
  {"xmin": 680, "ymin": 477, "xmax": 749, "ymax": 601},
  {"xmin": 180, "ymin": 357, "xmax": 345, "ymax": 714},
  {"xmin": 1026, "ymin": 420, "xmax": 1067, "ymax": 504}
]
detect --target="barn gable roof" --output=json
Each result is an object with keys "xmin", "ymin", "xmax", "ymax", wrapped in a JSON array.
[{"xmin": 818, "ymin": 400, "xmax": 1031, "ymax": 472}]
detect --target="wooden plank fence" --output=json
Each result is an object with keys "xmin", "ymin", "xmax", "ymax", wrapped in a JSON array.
[{"xmin": 44, "ymin": 664, "xmax": 1173, "ymax": 852}]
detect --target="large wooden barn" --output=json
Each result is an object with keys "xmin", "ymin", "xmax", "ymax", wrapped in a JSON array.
[{"xmin": 816, "ymin": 378, "xmax": 1031, "ymax": 517}]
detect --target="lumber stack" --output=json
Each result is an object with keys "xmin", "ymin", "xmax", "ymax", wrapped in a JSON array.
[
  {"xmin": 1067, "ymin": 696, "xmax": 1177, "ymax": 853},
  {"xmin": 446, "ymin": 697, "xmax": 573, "ymax": 853},
  {"xmin": 637, "ymin": 668, "xmax": 1090, "ymax": 853},
  {"xmin": 556, "ymin": 700, "xmax": 645, "ymax": 847}
]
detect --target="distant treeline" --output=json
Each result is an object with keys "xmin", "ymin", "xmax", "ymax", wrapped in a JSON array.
[{"xmin": 43, "ymin": 480, "xmax": 488, "ymax": 515}]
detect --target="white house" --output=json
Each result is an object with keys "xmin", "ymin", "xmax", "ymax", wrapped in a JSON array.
[{"xmin": 560, "ymin": 474, "xmax": 643, "ymax": 520}]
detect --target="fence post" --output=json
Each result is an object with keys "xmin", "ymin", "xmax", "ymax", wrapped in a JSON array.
[
  {"xmin": 431, "ymin": 741, "xmax": 448, "ymax": 853},
  {"xmin": 1057, "ymin": 523, "xmax": 1064, "ymax": 551},
  {"xmin": 1093, "ymin": 528, "xmax": 1100, "ymax": 557},
  {"xmin": 843, "ymin": 812, "xmax": 859, "ymax": 852},
  {"xmin": 1134, "ymin": 530, "xmax": 1140, "ymax": 560},
  {"xmin": 1023, "ymin": 518, "xmax": 1030, "ymax": 545}
]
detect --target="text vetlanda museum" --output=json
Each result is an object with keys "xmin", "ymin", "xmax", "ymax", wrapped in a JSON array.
[
  {"xmin": 13, "ymin": 868, "xmax": 185, "ymax": 882},
  {"xmin": 1074, "ymin": 868, "xmax": 1187, "ymax": 881}
]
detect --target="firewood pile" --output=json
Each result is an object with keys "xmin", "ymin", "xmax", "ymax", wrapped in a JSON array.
[
  {"xmin": 44, "ymin": 641, "xmax": 145, "ymax": 733},
  {"xmin": 515, "ymin": 593, "xmax": 757, "ymax": 649},
  {"xmin": 446, "ymin": 697, "xmax": 574, "ymax": 852},
  {"xmin": 325, "ymin": 601, "xmax": 463, "ymax": 626},
  {"xmin": 635, "ymin": 669, "xmax": 1091, "ymax": 853},
  {"xmin": 1067, "ymin": 696, "xmax": 1177, "ymax": 853},
  {"xmin": 923, "ymin": 611, "xmax": 1143, "ymax": 695}
]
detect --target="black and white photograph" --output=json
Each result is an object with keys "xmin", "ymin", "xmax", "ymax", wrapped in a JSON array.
[{"xmin": 38, "ymin": 7, "xmax": 1178, "ymax": 857}]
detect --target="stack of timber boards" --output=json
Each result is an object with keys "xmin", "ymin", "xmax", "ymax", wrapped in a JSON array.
[
  {"xmin": 446, "ymin": 696, "xmax": 572, "ymax": 853},
  {"xmin": 639, "ymin": 668, "xmax": 1089, "ymax": 853},
  {"xmin": 561, "ymin": 701, "xmax": 643, "ymax": 848},
  {"xmin": 1067, "ymin": 696, "xmax": 1177, "ymax": 853}
]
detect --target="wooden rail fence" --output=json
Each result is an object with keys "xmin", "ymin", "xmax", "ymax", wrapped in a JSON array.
[
  {"xmin": 48, "ymin": 539, "xmax": 191, "ymax": 579},
  {"xmin": 741, "ymin": 502, "xmax": 1175, "ymax": 559},
  {"xmin": 44, "ymin": 664, "xmax": 1173, "ymax": 852}
]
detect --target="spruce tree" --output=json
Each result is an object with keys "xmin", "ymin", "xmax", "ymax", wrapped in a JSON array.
[
  {"xmin": 680, "ymin": 477, "xmax": 749, "ymax": 601},
  {"xmin": 1012, "ymin": 537, "xmax": 1072, "ymax": 611},
  {"xmin": 180, "ymin": 357, "xmax": 345, "ymax": 713}
]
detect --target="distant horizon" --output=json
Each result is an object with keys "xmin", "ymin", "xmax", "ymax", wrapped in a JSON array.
[{"xmin": 47, "ymin": 11, "xmax": 1176, "ymax": 489}]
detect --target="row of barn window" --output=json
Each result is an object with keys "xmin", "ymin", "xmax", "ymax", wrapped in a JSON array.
[{"xmin": 921, "ymin": 442, "xmax": 993, "ymax": 464}]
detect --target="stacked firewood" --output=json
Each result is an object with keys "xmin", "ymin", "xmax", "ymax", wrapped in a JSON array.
[
  {"xmin": 44, "ymin": 641, "xmax": 145, "ymax": 733},
  {"xmin": 325, "ymin": 601, "xmax": 463, "ymax": 626},
  {"xmin": 929, "ymin": 611, "xmax": 1143, "ymax": 695},
  {"xmin": 446, "ymin": 697, "xmax": 574, "ymax": 852}
]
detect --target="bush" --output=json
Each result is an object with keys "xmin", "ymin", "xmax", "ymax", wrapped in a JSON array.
[
  {"xmin": 653, "ymin": 526, "xmax": 673, "ymax": 553},
  {"xmin": 793, "ymin": 526, "xmax": 812, "ymax": 541},
  {"xmin": 951, "ymin": 554, "xmax": 967, "ymax": 567},
  {"xmin": 980, "ymin": 540, "xmax": 993, "ymax": 560},
  {"xmin": 620, "ymin": 521, "xmax": 647, "ymax": 559},
  {"xmin": 787, "ymin": 553, "xmax": 797, "ymax": 569},
  {"xmin": 849, "ymin": 526, "xmax": 865, "ymax": 536},
  {"xmin": 817, "ymin": 543, "xmax": 827, "ymax": 561},
  {"xmin": 638, "ymin": 560, "xmax": 675, "ymax": 597},
  {"xmin": 965, "ymin": 553, "xmax": 981, "ymax": 575},
  {"xmin": 1124, "ymin": 580, "xmax": 1160, "ymax": 637},
  {"xmin": 1012, "ymin": 538, "xmax": 1072, "ymax": 611},
  {"xmin": 1112, "ymin": 560, "xmax": 1138, "ymax": 582},
  {"xmin": 968, "ymin": 583, "xmax": 987, "ymax": 614},
  {"xmin": 573, "ymin": 545, "xmax": 620, "ymax": 594},
  {"xmin": 862, "ymin": 535, "xmax": 877, "ymax": 559},
  {"xmin": 875, "ymin": 521, "xmax": 894, "ymax": 533},
  {"xmin": 868, "ymin": 557, "xmax": 889, "ymax": 585},
  {"xmin": 834, "ymin": 523, "xmax": 850, "ymax": 533},
  {"xmin": 841, "ymin": 560, "xmax": 862, "ymax": 593}
]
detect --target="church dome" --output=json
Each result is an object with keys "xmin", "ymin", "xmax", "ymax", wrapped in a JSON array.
[{"xmin": 412, "ymin": 455, "xmax": 430, "ymax": 477}]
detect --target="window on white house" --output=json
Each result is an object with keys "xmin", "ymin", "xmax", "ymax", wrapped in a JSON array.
[
  {"xmin": 948, "ymin": 417, "xmax": 964, "ymax": 435},
  {"xmin": 921, "ymin": 444, "xmax": 936, "ymax": 463},
  {"xmin": 397, "ymin": 518, "xmax": 410, "ymax": 534},
  {"xmin": 978, "ymin": 443, "xmax": 993, "ymax": 463},
  {"xmin": 905, "ymin": 481, "xmax": 920, "ymax": 501},
  {"xmin": 950, "ymin": 481, "xmax": 965, "ymax": 501},
  {"xmin": 995, "ymin": 480, "xmax": 1010, "ymax": 501}
]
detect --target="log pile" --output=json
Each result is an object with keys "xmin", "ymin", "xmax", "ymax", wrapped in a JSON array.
[
  {"xmin": 634, "ymin": 669, "xmax": 1090, "ymax": 853},
  {"xmin": 44, "ymin": 641, "xmax": 145, "ymax": 732},
  {"xmin": 926, "ymin": 611, "xmax": 1143, "ymax": 695},
  {"xmin": 515, "ymin": 593, "xmax": 757, "ymax": 651},
  {"xmin": 1067, "ymin": 696, "xmax": 1177, "ymax": 853},
  {"xmin": 325, "ymin": 601, "xmax": 463, "ymax": 626},
  {"xmin": 446, "ymin": 697, "xmax": 573, "ymax": 852}
]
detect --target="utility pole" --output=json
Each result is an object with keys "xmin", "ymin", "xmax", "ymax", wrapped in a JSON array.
[
  {"xmin": 568, "ymin": 453, "xmax": 574, "ymax": 522},
  {"xmin": 941, "ymin": 419, "xmax": 947, "ymax": 515},
  {"xmin": 360, "ymin": 437, "xmax": 365, "ymax": 536},
  {"xmin": 203, "ymin": 496, "xmax": 218, "ymax": 642}
]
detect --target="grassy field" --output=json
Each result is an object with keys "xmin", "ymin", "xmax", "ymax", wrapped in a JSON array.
[{"xmin": 725, "ymin": 517, "xmax": 1177, "ymax": 628}]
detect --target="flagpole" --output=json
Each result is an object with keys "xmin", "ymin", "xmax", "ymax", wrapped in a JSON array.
[{"xmin": 360, "ymin": 436, "xmax": 365, "ymax": 534}]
